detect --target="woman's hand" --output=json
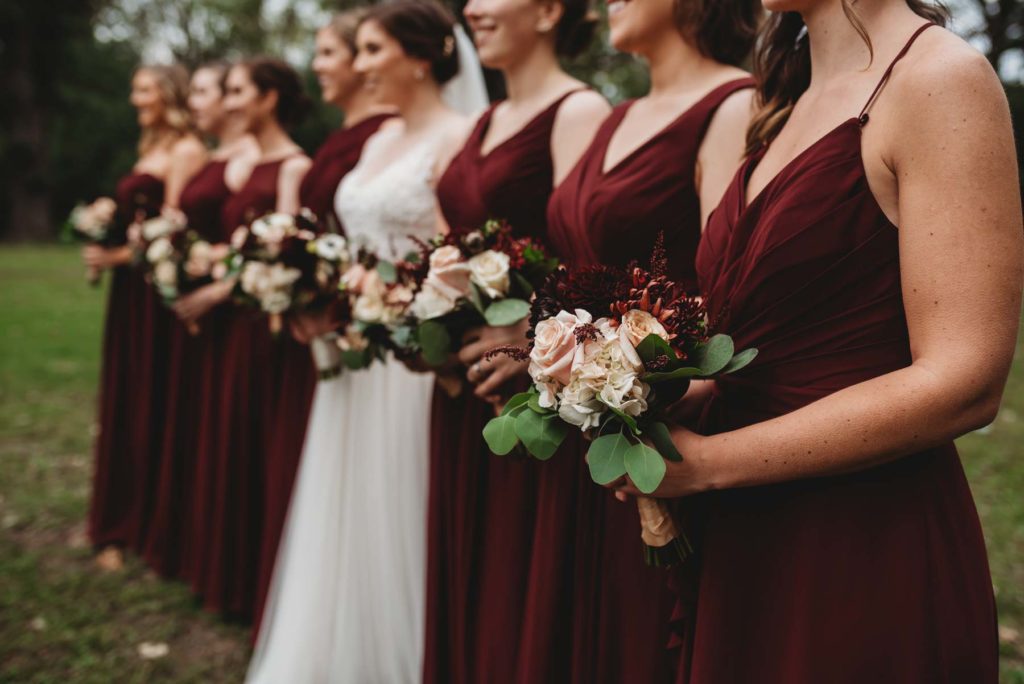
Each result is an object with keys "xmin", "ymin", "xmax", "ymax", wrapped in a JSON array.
[
  {"xmin": 606, "ymin": 426, "xmax": 715, "ymax": 501},
  {"xmin": 81, "ymin": 245, "xmax": 132, "ymax": 270},
  {"xmin": 458, "ymin": 319, "xmax": 531, "ymax": 404},
  {"xmin": 173, "ymin": 279, "xmax": 232, "ymax": 324},
  {"xmin": 288, "ymin": 305, "xmax": 343, "ymax": 345}
]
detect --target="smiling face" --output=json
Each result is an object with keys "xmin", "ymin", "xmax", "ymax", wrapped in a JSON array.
[
  {"xmin": 312, "ymin": 26, "xmax": 363, "ymax": 107},
  {"xmin": 130, "ymin": 69, "xmax": 167, "ymax": 129},
  {"xmin": 464, "ymin": 0, "xmax": 558, "ymax": 69},
  {"xmin": 607, "ymin": 0, "xmax": 678, "ymax": 54},
  {"xmin": 223, "ymin": 64, "xmax": 275, "ymax": 133},
  {"xmin": 353, "ymin": 20, "xmax": 426, "ymax": 108},
  {"xmin": 188, "ymin": 67, "xmax": 227, "ymax": 135}
]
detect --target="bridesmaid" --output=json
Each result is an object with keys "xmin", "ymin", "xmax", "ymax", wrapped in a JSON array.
[
  {"xmin": 543, "ymin": 0, "xmax": 758, "ymax": 679},
  {"xmin": 612, "ymin": 5, "xmax": 1021, "ymax": 683},
  {"xmin": 85, "ymin": 64, "xmax": 204, "ymax": 569},
  {"xmin": 190, "ymin": 57, "xmax": 311, "ymax": 619},
  {"xmin": 254, "ymin": 9, "xmax": 395, "ymax": 633},
  {"xmin": 142, "ymin": 62, "xmax": 259, "ymax": 579},
  {"xmin": 423, "ymin": 0, "xmax": 608, "ymax": 679}
]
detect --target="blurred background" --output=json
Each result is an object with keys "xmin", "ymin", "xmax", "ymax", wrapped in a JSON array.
[{"xmin": 0, "ymin": 0, "xmax": 1022, "ymax": 682}]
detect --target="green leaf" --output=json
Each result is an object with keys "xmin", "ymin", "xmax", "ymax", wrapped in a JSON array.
[
  {"xmin": 624, "ymin": 442, "xmax": 667, "ymax": 494},
  {"xmin": 340, "ymin": 348, "xmax": 370, "ymax": 370},
  {"xmin": 467, "ymin": 283, "xmax": 487, "ymax": 314},
  {"xmin": 642, "ymin": 366, "xmax": 704, "ymax": 383},
  {"xmin": 721, "ymin": 347, "xmax": 759, "ymax": 374},
  {"xmin": 646, "ymin": 421, "xmax": 682, "ymax": 462},
  {"xmin": 417, "ymin": 320, "xmax": 451, "ymax": 367},
  {"xmin": 514, "ymin": 409, "xmax": 565, "ymax": 460},
  {"xmin": 500, "ymin": 391, "xmax": 534, "ymax": 416},
  {"xmin": 605, "ymin": 405, "xmax": 641, "ymax": 435},
  {"xmin": 587, "ymin": 433, "xmax": 631, "ymax": 485},
  {"xmin": 511, "ymin": 270, "xmax": 535, "ymax": 298},
  {"xmin": 484, "ymin": 298, "xmax": 531, "ymax": 327},
  {"xmin": 635, "ymin": 333, "xmax": 676, "ymax": 365},
  {"xmin": 483, "ymin": 415, "xmax": 519, "ymax": 455},
  {"xmin": 528, "ymin": 392, "xmax": 547, "ymax": 414},
  {"xmin": 695, "ymin": 334, "xmax": 734, "ymax": 376},
  {"xmin": 376, "ymin": 260, "xmax": 398, "ymax": 284},
  {"xmin": 390, "ymin": 325, "xmax": 414, "ymax": 349}
]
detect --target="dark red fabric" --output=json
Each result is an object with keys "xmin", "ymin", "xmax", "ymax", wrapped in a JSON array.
[
  {"xmin": 88, "ymin": 172, "xmax": 166, "ymax": 550},
  {"xmin": 544, "ymin": 79, "xmax": 754, "ymax": 683},
  {"xmin": 188, "ymin": 158, "xmax": 286, "ymax": 620},
  {"xmin": 678, "ymin": 32, "xmax": 998, "ymax": 682},
  {"xmin": 425, "ymin": 91, "xmax": 587, "ymax": 683},
  {"xmin": 253, "ymin": 117, "xmax": 389, "ymax": 634},
  {"xmin": 142, "ymin": 160, "xmax": 231, "ymax": 578}
]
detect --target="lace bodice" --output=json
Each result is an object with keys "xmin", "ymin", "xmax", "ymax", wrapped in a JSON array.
[{"xmin": 335, "ymin": 127, "xmax": 442, "ymax": 260}]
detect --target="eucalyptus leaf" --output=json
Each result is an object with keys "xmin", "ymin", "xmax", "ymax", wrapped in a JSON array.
[
  {"xmin": 484, "ymin": 298, "xmax": 531, "ymax": 327},
  {"xmin": 695, "ymin": 334, "xmax": 734, "ymax": 376},
  {"xmin": 635, "ymin": 333, "xmax": 676, "ymax": 365},
  {"xmin": 528, "ymin": 392, "xmax": 547, "ymax": 414},
  {"xmin": 417, "ymin": 320, "xmax": 451, "ymax": 367},
  {"xmin": 624, "ymin": 442, "xmax": 667, "ymax": 494},
  {"xmin": 646, "ymin": 421, "xmax": 682, "ymax": 462},
  {"xmin": 375, "ymin": 260, "xmax": 398, "ymax": 284},
  {"xmin": 468, "ymin": 282, "xmax": 487, "ymax": 314},
  {"xmin": 340, "ymin": 348, "xmax": 370, "ymax": 370},
  {"xmin": 483, "ymin": 415, "xmax": 519, "ymax": 455},
  {"xmin": 514, "ymin": 409, "xmax": 564, "ymax": 460},
  {"xmin": 606, "ymin": 405, "xmax": 641, "ymax": 435},
  {"xmin": 587, "ymin": 433, "xmax": 631, "ymax": 485},
  {"xmin": 501, "ymin": 391, "xmax": 533, "ymax": 416},
  {"xmin": 642, "ymin": 366, "xmax": 704, "ymax": 383},
  {"xmin": 721, "ymin": 347, "xmax": 759, "ymax": 374}
]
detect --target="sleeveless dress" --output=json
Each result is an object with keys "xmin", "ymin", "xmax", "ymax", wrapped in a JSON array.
[
  {"xmin": 679, "ymin": 26, "xmax": 998, "ymax": 682},
  {"xmin": 88, "ymin": 172, "xmax": 165, "ymax": 550},
  {"xmin": 424, "ymin": 90, "xmax": 583, "ymax": 683},
  {"xmin": 546, "ymin": 78, "xmax": 754, "ymax": 683},
  {"xmin": 142, "ymin": 159, "xmax": 231, "ymax": 578},
  {"xmin": 248, "ymin": 127, "xmax": 440, "ymax": 683},
  {"xmin": 254, "ymin": 113, "xmax": 392, "ymax": 634},
  {"xmin": 189, "ymin": 157, "xmax": 289, "ymax": 619}
]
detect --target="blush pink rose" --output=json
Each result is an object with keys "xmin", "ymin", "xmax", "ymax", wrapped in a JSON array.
[
  {"xmin": 529, "ymin": 309, "xmax": 590, "ymax": 386},
  {"xmin": 426, "ymin": 245, "xmax": 471, "ymax": 300}
]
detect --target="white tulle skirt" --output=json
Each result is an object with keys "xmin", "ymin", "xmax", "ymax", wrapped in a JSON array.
[{"xmin": 246, "ymin": 359, "xmax": 434, "ymax": 684}]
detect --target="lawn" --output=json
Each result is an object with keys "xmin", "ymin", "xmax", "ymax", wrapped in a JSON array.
[{"xmin": 0, "ymin": 245, "xmax": 1021, "ymax": 682}]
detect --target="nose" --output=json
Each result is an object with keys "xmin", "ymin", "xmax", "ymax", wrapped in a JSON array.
[
  {"xmin": 352, "ymin": 53, "xmax": 369, "ymax": 75},
  {"xmin": 463, "ymin": 0, "xmax": 480, "ymax": 19}
]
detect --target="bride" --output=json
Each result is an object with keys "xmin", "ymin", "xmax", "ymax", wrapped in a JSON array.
[{"xmin": 247, "ymin": 2, "xmax": 488, "ymax": 682}]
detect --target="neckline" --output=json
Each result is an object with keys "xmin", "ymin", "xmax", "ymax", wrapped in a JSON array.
[
  {"xmin": 128, "ymin": 171, "xmax": 163, "ymax": 184},
  {"xmin": 600, "ymin": 78, "xmax": 752, "ymax": 177},
  {"xmin": 742, "ymin": 117, "xmax": 860, "ymax": 211},
  {"xmin": 476, "ymin": 89, "xmax": 582, "ymax": 160}
]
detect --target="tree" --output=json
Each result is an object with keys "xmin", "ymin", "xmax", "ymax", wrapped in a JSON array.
[{"xmin": 959, "ymin": 0, "xmax": 1023, "ymax": 79}]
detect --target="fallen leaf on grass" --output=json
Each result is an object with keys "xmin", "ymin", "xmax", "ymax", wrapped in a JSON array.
[{"xmin": 138, "ymin": 642, "xmax": 170, "ymax": 659}]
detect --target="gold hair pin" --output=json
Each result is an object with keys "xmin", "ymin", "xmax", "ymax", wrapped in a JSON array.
[{"xmin": 443, "ymin": 35, "xmax": 455, "ymax": 57}]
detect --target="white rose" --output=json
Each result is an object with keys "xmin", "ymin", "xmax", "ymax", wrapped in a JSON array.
[
  {"xmin": 239, "ymin": 261, "xmax": 268, "ymax": 296},
  {"xmin": 620, "ymin": 309, "xmax": 671, "ymax": 350},
  {"xmin": 146, "ymin": 236, "xmax": 175, "ymax": 264},
  {"xmin": 467, "ymin": 250, "xmax": 510, "ymax": 299},
  {"xmin": 558, "ymin": 378, "xmax": 605, "ymax": 430},
  {"xmin": 261, "ymin": 290, "xmax": 292, "ymax": 314},
  {"xmin": 154, "ymin": 260, "xmax": 178, "ymax": 288},
  {"xmin": 142, "ymin": 215, "xmax": 181, "ymax": 241},
  {"xmin": 184, "ymin": 241, "xmax": 214, "ymax": 278},
  {"xmin": 409, "ymin": 281, "xmax": 458, "ymax": 320},
  {"xmin": 315, "ymin": 233, "xmax": 348, "ymax": 262},
  {"xmin": 91, "ymin": 197, "xmax": 117, "ymax": 226},
  {"xmin": 354, "ymin": 292, "xmax": 386, "ymax": 323}
]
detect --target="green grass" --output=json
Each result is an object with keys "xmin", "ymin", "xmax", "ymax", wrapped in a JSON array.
[{"xmin": 0, "ymin": 245, "xmax": 1021, "ymax": 681}]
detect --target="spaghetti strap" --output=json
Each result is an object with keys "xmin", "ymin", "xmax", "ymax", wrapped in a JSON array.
[{"xmin": 858, "ymin": 22, "xmax": 935, "ymax": 126}]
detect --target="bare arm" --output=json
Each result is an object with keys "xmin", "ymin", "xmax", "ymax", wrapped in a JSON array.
[
  {"xmin": 276, "ymin": 155, "xmax": 312, "ymax": 214},
  {"xmin": 695, "ymin": 88, "xmax": 754, "ymax": 229},
  {"xmin": 622, "ymin": 43, "xmax": 1023, "ymax": 498},
  {"xmin": 550, "ymin": 90, "xmax": 611, "ymax": 186},
  {"xmin": 163, "ymin": 137, "xmax": 207, "ymax": 209}
]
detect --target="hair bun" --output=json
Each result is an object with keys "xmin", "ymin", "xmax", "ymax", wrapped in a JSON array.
[{"xmin": 363, "ymin": 0, "xmax": 461, "ymax": 85}]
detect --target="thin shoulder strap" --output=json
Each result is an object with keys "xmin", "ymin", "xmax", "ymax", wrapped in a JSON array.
[
  {"xmin": 858, "ymin": 23, "xmax": 935, "ymax": 125},
  {"xmin": 694, "ymin": 77, "xmax": 757, "ymax": 141}
]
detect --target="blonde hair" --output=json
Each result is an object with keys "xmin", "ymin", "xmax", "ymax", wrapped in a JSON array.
[
  {"xmin": 326, "ymin": 8, "xmax": 369, "ymax": 53},
  {"xmin": 135, "ymin": 63, "xmax": 193, "ymax": 155}
]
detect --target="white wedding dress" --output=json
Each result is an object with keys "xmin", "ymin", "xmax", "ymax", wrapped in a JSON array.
[{"xmin": 246, "ymin": 127, "xmax": 444, "ymax": 683}]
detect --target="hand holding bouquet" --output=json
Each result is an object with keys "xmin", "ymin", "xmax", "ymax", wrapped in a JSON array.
[
  {"xmin": 66, "ymin": 198, "xmax": 117, "ymax": 284},
  {"xmin": 483, "ymin": 238, "xmax": 756, "ymax": 564}
]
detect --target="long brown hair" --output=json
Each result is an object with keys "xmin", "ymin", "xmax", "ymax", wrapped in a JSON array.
[
  {"xmin": 136, "ymin": 63, "xmax": 193, "ymax": 155},
  {"xmin": 746, "ymin": 1, "xmax": 948, "ymax": 155}
]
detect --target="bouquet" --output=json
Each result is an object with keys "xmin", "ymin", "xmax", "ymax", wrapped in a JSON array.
[
  {"xmin": 402, "ymin": 219, "xmax": 558, "ymax": 368},
  {"xmin": 65, "ymin": 197, "xmax": 117, "ymax": 285},
  {"xmin": 136, "ymin": 212, "xmax": 187, "ymax": 298},
  {"xmin": 482, "ymin": 238, "xmax": 756, "ymax": 564}
]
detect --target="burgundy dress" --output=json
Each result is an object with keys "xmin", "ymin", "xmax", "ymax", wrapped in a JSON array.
[
  {"xmin": 189, "ymin": 157, "xmax": 292, "ymax": 620},
  {"xmin": 254, "ymin": 114, "xmax": 391, "ymax": 633},
  {"xmin": 142, "ymin": 160, "xmax": 231, "ymax": 578},
  {"xmin": 425, "ymin": 91, "xmax": 581, "ymax": 683},
  {"xmin": 88, "ymin": 172, "xmax": 165, "ymax": 550},
  {"xmin": 681, "ymin": 26, "xmax": 997, "ymax": 682},
  {"xmin": 545, "ymin": 78, "xmax": 754, "ymax": 683}
]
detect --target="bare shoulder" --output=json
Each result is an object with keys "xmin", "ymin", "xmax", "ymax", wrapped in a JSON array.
[
  {"xmin": 891, "ymin": 28, "xmax": 1008, "ymax": 125},
  {"xmin": 171, "ymin": 135, "xmax": 206, "ymax": 163},
  {"xmin": 554, "ymin": 89, "xmax": 611, "ymax": 130},
  {"xmin": 707, "ymin": 86, "xmax": 755, "ymax": 136}
]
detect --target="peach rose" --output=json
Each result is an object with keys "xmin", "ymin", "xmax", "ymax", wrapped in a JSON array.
[
  {"xmin": 529, "ymin": 309, "xmax": 590, "ymax": 387},
  {"xmin": 426, "ymin": 245, "xmax": 471, "ymax": 300},
  {"xmin": 620, "ymin": 309, "xmax": 670, "ymax": 349}
]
